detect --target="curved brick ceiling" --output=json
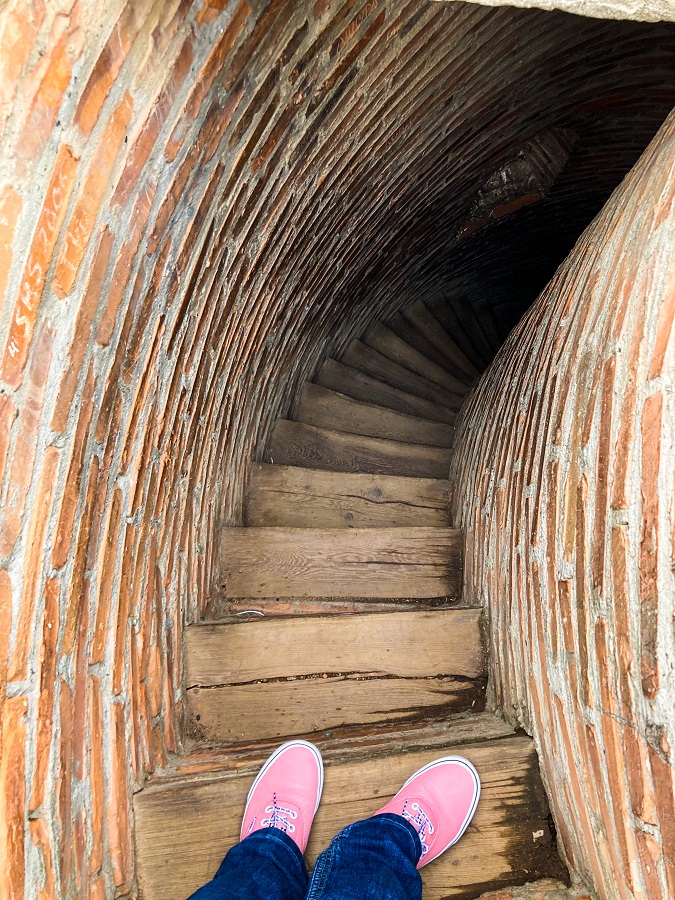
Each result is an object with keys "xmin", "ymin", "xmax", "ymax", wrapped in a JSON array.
[{"xmin": 1, "ymin": 1, "xmax": 675, "ymax": 894}]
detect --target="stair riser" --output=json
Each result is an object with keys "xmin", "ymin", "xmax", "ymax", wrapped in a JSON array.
[
  {"xmin": 188, "ymin": 676, "xmax": 487, "ymax": 743},
  {"xmin": 219, "ymin": 526, "xmax": 463, "ymax": 598},
  {"xmin": 186, "ymin": 609, "xmax": 483, "ymax": 685},
  {"xmin": 268, "ymin": 420, "xmax": 453, "ymax": 479},
  {"xmin": 316, "ymin": 359, "xmax": 458, "ymax": 424},
  {"xmin": 246, "ymin": 465, "xmax": 452, "ymax": 529},
  {"xmin": 342, "ymin": 341, "xmax": 463, "ymax": 409},
  {"xmin": 296, "ymin": 383, "xmax": 455, "ymax": 447}
]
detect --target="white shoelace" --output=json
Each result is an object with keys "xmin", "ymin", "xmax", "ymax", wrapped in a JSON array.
[
  {"xmin": 260, "ymin": 794, "xmax": 298, "ymax": 834},
  {"xmin": 401, "ymin": 801, "xmax": 434, "ymax": 857}
]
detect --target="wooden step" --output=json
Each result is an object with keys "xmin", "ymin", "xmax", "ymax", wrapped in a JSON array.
[
  {"xmin": 362, "ymin": 326, "xmax": 469, "ymax": 397},
  {"xmin": 427, "ymin": 296, "xmax": 495, "ymax": 370},
  {"xmin": 186, "ymin": 608, "xmax": 485, "ymax": 742},
  {"xmin": 316, "ymin": 359, "xmax": 456, "ymax": 425},
  {"xmin": 246, "ymin": 464, "xmax": 452, "ymax": 528},
  {"xmin": 266, "ymin": 420, "xmax": 453, "ymax": 478},
  {"xmin": 219, "ymin": 526, "xmax": 463, "ymax": 598},
  {"xmin": 296, "ymin": 383, "xmax": 455, "ymax": 447},
  {"xmin": 341, "ymin": 341, "xmax": 464, "ymax": 409},
  {"xmin": 401, "ymin": 301, "xmax": 481, "ymax": 381},
  {"xmin": 386, "ymin": 312, "xmax": 473, "ymax": 381},
  {"xmin": 134, "ymin": 723, "xmax": 567, "ymax": 900}
]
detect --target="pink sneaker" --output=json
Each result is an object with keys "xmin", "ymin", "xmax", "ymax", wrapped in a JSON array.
[
  {"xmin": 240, "ymin": 740, "xmax": 324, "ymax": 853},
  {"xmin": 376, "ymin": 755, "xmax": 480, "ymax": 868}
]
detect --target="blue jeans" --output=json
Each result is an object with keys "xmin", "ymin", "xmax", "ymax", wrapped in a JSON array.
[{"xmin": 189, "ymin": 813, "xmax": 422, "ymax": 899}]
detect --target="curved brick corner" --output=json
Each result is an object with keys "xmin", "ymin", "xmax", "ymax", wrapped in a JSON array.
[{"xmin": 453, "ymin": 111, "xmax": 675, "ymax": 898}]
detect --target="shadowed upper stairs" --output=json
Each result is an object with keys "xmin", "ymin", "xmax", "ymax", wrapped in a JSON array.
[{"xmin": 134, "ymin": 298, "xmax": 567, "ymax": 898}]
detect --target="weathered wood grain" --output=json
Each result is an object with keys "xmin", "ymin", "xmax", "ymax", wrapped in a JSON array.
[
  {"xmin": 402, "ymin": 300, "xmax": 480, "ymax": 380},
  {"xmin": 267, "ymin": 420, "xmax": 453, "ymax": 478},
  {"xmin": 188, "ymin": 675, "xmax": 484, "ymax": 743},
  {"xmin": 186, "ymin": 608, "xmax": 482, "ymax": 685},
  {"xmin": 316, "ymin": 359, "xmax": 457, "ymax": 425},
  {"xmin": 246, "ymin": 464, "xmax": 452, "ymax": 528},
  {"xmin": 296, "ymin": 383, "xmax": 455, "ymax": 447},
  {"xmin": 219, "ymin": 526, "xmax": 463, "ymax": 598},
  {"xmin": 362, "ymin": 326, "xmax": 469, "ymax": 397},
  {"xmin": 134, "ymin": 734, "xmax": 566, "ymax": 900},
  {"xmin": 385, "ymin": 312, "xmax": 475, "ymax": 382},
  {"xmin": 341, "ymin": 340, "xmax": 463, "ymax": 408}
]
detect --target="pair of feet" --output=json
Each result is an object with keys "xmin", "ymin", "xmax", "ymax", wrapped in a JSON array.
[{"xmin": 241, "ymin": 741, "xmax": 481, "ymax": 869}]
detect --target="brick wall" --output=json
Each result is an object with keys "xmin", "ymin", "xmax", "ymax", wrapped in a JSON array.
[
  {"xmin": 0, "ymin": 0, "xmax": 673, "ymax": 896},
  {"xmin": 453, "ymin": 110, "xmax": 675, "ymax": 898}
]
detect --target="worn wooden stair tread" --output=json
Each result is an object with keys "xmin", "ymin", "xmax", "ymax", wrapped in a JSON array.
[
  {"xmin": 186, "ymin": 608, "xmax": 485, "ymax": 742},
  {"xmin": 246, "ymin": 464, "xmax": 452, "ymax": 528},
  {"xmin": 427, "ymin": 296, "xmax": 496, "ymax": 371},
  {"xmin": 341, "ymin": 340, "xmax": 464, "ymax": 410},
  {"xmin": 134, "ymin": 726, "xmax": 566, "ymax": 900},
  {"xmin": 384, "ymin": 312, "xmax": 475, "ymax": 384},
  {"xmin": 362, "ymin": 326, "xmax": 469, "ymax": 398},
  {"xmin": 220, "ymin": 526, "xmax": 463, "ymax": 598},
  {"xmin": 316, "ymin": 359, "xmax": 456, "ymax": 425},
  {"xmin": 401, "ymin": 300, "xmax": 481, "ymax": 380},
  {"xmin": 267, "ymin": 420, "xmax": 453, "ymax": 478},
  {"xmin": 296, "ymin": 383, "xmax": 455, "ymax": 447}
]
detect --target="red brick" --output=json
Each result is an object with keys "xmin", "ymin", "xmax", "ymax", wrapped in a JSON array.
[
  {"xmin": 622, "ymin": 725, "xmax": 657, "ymax": 826},
  {"xmin": 74, "ymin": 5, "xmax": 143, "ymax": 136},
  {"xmin": 72, "ymin": 583, "xmax": 90, "ymax": 785},
  {"xmin": 15, "ymin": 13, "xmax": 82, "ymax": 167},
  {"xmin": 0, "ymin": 695, "xmax": 27, "ymax": 899},
  {"xmin": 51, "ymin": 362, "xmax": 95, "ymax": 569},
  {"xmin": 89, "ymin": 873, "xmax": 106, "ymax": 900},
  {"xmin": 649, "ymin": 265, "xmax": 675, "ymax": 379},
  {"xmin": 592, "ymin": 354, "xmax": 615, "ymax": 592},
  {"xmin": 0, "ymin": 183, "xmax": 22, "ymax": 309},
  {"xmin": 57, "ymin": 678, "xmax": 73, "ymax": 895},
  {"xmin": 600, "ymin": 711, "xmax": 638, "ymax": 894},
  {"xmin": 640, "ymin": 392, "xmax": 662, "ymax": 698},
  {"xmin": 0, "ymin": 394, "xmax": 15, "ymax": 519},
  {"xmin": 61, "ymin": 454, "xmax": 98, "ymax": 660},
  {"xmin": 29, "ymin": 816, "xmax": 57, "ymax": 900},
  {"xmin": 88, "ymin": 675, "xmax": 104, "ymax": 877},
  {"xmin": 611, "ymin": 280, "xmax": 648, "ymax": 510},
  {"xmin": 0, "ymin": 570, "xmax": 11, "ymax": 758},
  {"xmin": 51, "ymin": 227, "xmax": 113, "ymax": 433},
  {"xmin": 52, "ymin": 92, "xmax": 133, "ymax": 299},
  {"xmin": 648, "ymin": 747, "xmax": 675, "ymax": 879},
  {"xmin": 164, "ymin": 0, "xmax": 252, "ymax": 162},
  {"xmin": 113, "ymin": 36, "xmax": 194, "ymax": 208},
  {"xmin": 96, "ymin": 181, "xmax": 156, "ymax": 346},
  {"xmin": 0, "ymin": 1, "xmax": 44, "ymax": 137},
  {"xmin": 112, "ymin": 523, "xmax": 136, "ymax": 696},
  {"xmin": 107, "ymin": 702, "xmax": 132, "ymax": 890},
  {"xmin": 611, "ymin": 525, "xmax": 635, "ymax": 722},
  {"xmin": 28, "ymin": 577, "xmax": 59, "ymax": 813},
  {"xmin": 0, "ymin": 145, "xmax": 77, "ymax": 389},
  {"xmin": 0, "ymin": 316, "xmax": 55, "ymax": 550},
  {"xmin": 635, "ymin": 829, "xmax": 665, "ymax": 900},
  {"xmin": 90, "ymin": 486, "xmax": 123, "ymax": 664},
  {"xmin": 7, "ymin": 444, "xmax": 59, "ymax": 682}
]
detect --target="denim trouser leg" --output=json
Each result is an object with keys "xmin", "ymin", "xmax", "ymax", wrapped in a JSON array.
[
  {"xmin": 306, "ymin": 814, "xmax": 423, "ymax": 900},
  {"xmin": 187, "ymin": 828, "xmax": 309, "ymax": 900}
]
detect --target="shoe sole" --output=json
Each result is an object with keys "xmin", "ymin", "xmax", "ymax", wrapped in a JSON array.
[
  {"xmin": 401, "ymin": 755, "xmax": 481, "ymax": 864},
  {"xmin": 244, "ymin": 740, "xmax": 325, "ymax": 816}
]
